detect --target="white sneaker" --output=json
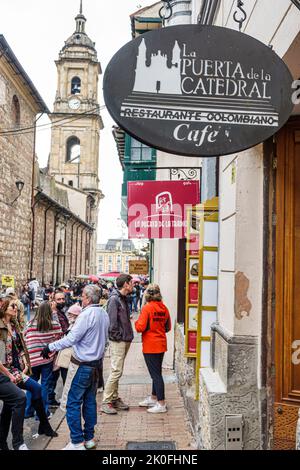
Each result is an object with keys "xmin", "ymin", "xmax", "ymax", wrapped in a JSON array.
[
  {"xmin": 18, "ymin": 443, "xmax": 29, "ymax": 450},
  {"xmin": 147, "ymin": 403, "xmax": 167, "ymax": 413},
  {"xmin": 85, "ymin": 439, "xmax": 96, "ymax": 450},
  {"xmin": 62, "ymin": 441, "xmax": 86, "ymax": 450},
  {"xmin": 139, "ymin": 396, "xmax": 157, "ymax": 407}
]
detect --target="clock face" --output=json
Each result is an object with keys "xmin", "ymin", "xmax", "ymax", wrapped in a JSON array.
[{"xmin": 68, "ymin": 98, "xmax": 81, "ymax": 110}]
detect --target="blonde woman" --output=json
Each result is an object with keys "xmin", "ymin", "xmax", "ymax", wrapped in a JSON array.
[
  {"xmin": 135, "ymin": 284, "xmax": 171, "ymax": 413},
  {"xmin": 0, "ymin": 299, "xmax": 57, "ymax": 438}
]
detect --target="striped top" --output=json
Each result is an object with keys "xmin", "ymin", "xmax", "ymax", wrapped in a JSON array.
[{"xmin": 24, "ymin": 320, "xmax": 63, "ymax": 368}]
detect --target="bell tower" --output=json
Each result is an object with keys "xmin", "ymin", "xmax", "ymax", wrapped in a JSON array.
[
  {"xmin": 48, "ymin": 1, "xmax": 104, "ymax": 275},
  {"xmin": 48, "ymin": 0, "xmax": 103, "ymax": 192}
]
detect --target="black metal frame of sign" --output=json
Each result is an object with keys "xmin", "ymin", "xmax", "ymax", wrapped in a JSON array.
[{"xmin": 103, "ymin": 25, "xmax": 294, "ymax": 158}]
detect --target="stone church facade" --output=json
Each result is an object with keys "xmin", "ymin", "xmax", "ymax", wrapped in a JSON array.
[{"xmin": 0, "ymin": 4, "xmax": 103, "ymax": 289}]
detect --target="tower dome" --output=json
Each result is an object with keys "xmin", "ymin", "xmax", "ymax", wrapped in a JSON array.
[{"xmin": 62, "ymin": 0, "xmax": 96, "ymax": 55}]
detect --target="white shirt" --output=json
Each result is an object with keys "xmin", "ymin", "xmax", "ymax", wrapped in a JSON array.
[{"xmin": 49, "ymin": 304, "xmax": 109, "ymax": 362}]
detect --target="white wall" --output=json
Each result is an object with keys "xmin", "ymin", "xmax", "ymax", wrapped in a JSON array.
[
  {"xmin": 215, "ymin": 0, "xmax": 300, "ymax": 58},
  {"xmin": 215, "ymin": 0, "xmax": 299, "ymax": 343},
  {"xmin": 153, "ymin": 238, "xmax": 179, "ymax": 368},
  {"xmin": 56, "ymin": 183, "xmax": 87, "ymax": 221},
  {"xmin": 218, "ymin": 146, "xmax": 263, "ymax": 338},
  {"xmin": 153, "ymin": 0, "xmax": 203, "ymax": 369}
]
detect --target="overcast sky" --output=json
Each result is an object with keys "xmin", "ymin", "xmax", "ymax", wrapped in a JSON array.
[{"xmin": 0, "ymin": 0, "xmax": 153, "ymax": 243}]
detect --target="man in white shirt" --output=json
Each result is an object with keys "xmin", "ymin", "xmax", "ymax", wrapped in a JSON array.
[{"xmin": 41, "ymin": 285, "xmax": 109, "ymax": 450}]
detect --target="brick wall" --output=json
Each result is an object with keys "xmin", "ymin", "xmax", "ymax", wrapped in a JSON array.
[
  {"xmin": 31, "ymin": 202, "xmax": 91, "ymax": 285},
  {"xmin": 0, "ymin": 70, "xmax": 36, "ymax": 290}
]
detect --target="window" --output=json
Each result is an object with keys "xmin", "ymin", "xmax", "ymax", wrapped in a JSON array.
[
  {"xmin": 66, "ymin": 136, "xmax": 80, "ymax": 163},
  {"xmin": 108, "ymin": 255, "xmax": 112, "ymax": 263},
  {"xmin": 131, "ymin": 138, "xmax": 152, "ymax": 162},
  {"xmin": 108, "ymin": 263, "xmax": 112, "ymax": 271},
  {"xmin": 71, "ymin": 77, "xmax": 81, "ymax": 95},
  {"xmin": 117, "ymin": 256, "xmax": 121, "ymax": 271},
  {"xmin": 98, "ymin": 256, "xmax": 103, "ymax": 263},
  {"xmin": 12, "ymin": 95, "xmax": 20, "ymax": 127}
]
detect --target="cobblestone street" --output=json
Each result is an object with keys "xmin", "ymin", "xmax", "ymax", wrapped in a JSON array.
[{"xmin": 44, "ymin": 325, "xmax": 195, "ymax": 451}]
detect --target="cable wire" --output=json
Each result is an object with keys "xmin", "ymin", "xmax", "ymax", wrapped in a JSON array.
[{"xmin": 0, "ymin": 105, "xmax": 106, "ymax": 137}]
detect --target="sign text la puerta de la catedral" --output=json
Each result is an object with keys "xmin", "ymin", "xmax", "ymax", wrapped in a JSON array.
[{"xmin": 104, "ymin": 25, "xmax": 294, "ymax": 157}]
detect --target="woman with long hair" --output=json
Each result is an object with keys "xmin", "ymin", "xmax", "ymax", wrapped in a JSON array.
[
  {"xmin": 135, "ymin": 284, "xmax": 171, "ymax": 413},
  {"xmin": 24, "ymin": 301, "xmax": 63, "ymax": 419},
  {"xmin": 0, "ymin": 299, "xmax": 58, "ymax": 443}
]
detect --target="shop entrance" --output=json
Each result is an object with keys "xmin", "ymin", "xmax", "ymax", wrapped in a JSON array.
[{"xmin": 273, "ymin": 117, "xmax": 300, "ymax": 449}]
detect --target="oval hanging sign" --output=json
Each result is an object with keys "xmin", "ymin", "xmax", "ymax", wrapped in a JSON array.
[{"xmin": 103, "ymin": 25, "xmax": 294, "ymax": 157}]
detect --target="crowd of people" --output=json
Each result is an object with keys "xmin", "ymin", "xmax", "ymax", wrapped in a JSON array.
[{"xmin": 0, "ymin": 274, "xmax": 171, "ymax": 451}]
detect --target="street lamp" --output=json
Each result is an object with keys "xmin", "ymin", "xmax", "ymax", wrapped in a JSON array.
[{"xmin": 9, "ymin": 180, "xmax": 25, "ymax": 206}]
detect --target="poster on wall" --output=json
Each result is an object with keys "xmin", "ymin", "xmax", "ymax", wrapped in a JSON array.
[
  {"xmin": 1, "ymin": 275, "xmax": 15, "ymax": 288},
  {"xmin": 188, "ymin": 331, "xmax": 197, "ymax": 354},
  {"xmin": 188, "ymin": 282, "xmax": 198, "ymax": 304},
  {"xmin": 188, "ymin": 307, "xmax": 198, "ymax": 330},
  {"xmin": 104, "ymin": 25, "xmax": 294, "ymax": 157},
  {"xmin": 127, "ymin": 180, "xmax": 200, "ymax": 239},
  {"xmin": 189, "ymin": 259, "xmax": 199, "ymax": 281}
]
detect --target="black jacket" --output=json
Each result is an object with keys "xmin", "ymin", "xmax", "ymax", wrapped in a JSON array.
[{"xmin": 107, "ymin": 288, "xmax": 134, "ymax": 343}]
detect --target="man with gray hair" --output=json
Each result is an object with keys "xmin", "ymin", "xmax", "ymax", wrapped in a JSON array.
[{"xmin": 41, "ymin": 285, "xmax": 109, "ymax": 450}]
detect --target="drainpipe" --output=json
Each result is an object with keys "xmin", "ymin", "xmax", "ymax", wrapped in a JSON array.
[
  {"xmin": 69, "ymin": 220, "xmax": 77, "ymax": 279},
  {"xmin": 80, "ymin": 227, "xmax": 84, "ymax": 275},
  {"xmin": 63, "ymin": 222, "xmax": 68, "ymax": 282},
  {"xmin": 198, "ymin": 0, "xmax": 220, "ymax": 24},
  {"xmin": 52, "ymin": 214, "xmax": 59, "ymax": 284},
  {"xmin": 29, "ymin": 113, "xmax": 44, "ymax": 280},
  {"xmin": 41, "ymin": 204, "xmax": 52, "ymax": 285},
  {"xmin": 75, "ymin": 224, "xmax": 80, "ymax": 276},
  {"xmin": 87, "ymin": 230, "xmax": 92, "ymax": 274}
]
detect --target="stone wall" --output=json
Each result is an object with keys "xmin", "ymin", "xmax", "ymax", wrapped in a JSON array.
[
  {"xmin": 31, "ymin": 203, "xmax": 55, "ymax": 284},
  {"xmin": 198, "ymin": 324, "xmax": 261, "ymax": 450},
  {"xmin": 174, "ymin": 324, "xmax": 200, "ymax": 443},
  {"xmin": 31, "ymin": 200, "xmax": 92, "ymax": 285},
  {"xmin": 0, "ymin": 66, "xmax": 36, "ymax": 289}
]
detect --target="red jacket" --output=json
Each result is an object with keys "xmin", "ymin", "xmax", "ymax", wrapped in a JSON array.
[{"xmin": 135, "ymin": 301, "xmax": 171, "ymax": 353}]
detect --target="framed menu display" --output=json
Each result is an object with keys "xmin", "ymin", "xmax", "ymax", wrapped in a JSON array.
[
  {"xmin": 184, "ymin": 197, "xmax": 219, "ymax": 400},
  {"xmin": 184, "ymin": 206, "xmax": 201, "ymax": 358}
]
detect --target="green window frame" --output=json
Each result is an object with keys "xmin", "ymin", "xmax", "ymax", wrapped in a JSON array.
[{"xmin": 125, "ymin": 135, "xmax": 156, "ymax": 163}]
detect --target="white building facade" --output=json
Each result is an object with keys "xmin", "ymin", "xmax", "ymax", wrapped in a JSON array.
[{"xmin": 148, "ymin": 0, "xmax": 300, "ymax": 450}]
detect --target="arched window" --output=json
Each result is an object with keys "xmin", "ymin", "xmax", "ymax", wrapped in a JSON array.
[
  {"xmin": 71, "ymin": 77, "xmax": 81, "ymax": 95},
  {"xmin": 66, "ymin": 136, "xmax": 80, "ymax": 163},
  {"xmin": 12, "ymin": 95, "xmax": 20, "ymax": 127}
]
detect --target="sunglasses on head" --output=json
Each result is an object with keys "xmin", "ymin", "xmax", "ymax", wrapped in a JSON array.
[{"xmin": 10, "ymin": 303, "xmax": 17, "ymax": 309}]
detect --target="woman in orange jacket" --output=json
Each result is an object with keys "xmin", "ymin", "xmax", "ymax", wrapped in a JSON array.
[{"xmin": 135, "ymin": 284, "xmax": 171, "ymax": 414}]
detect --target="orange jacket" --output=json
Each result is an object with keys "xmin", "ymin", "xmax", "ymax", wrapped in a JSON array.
[{"xmin": 135, "ymin": 301, "xmax": 171, "ymax": 353}]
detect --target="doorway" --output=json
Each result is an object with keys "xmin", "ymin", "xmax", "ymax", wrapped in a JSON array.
[{"xmin": 273, "ymin": 117, "xmax": 300, "ymax": 449}]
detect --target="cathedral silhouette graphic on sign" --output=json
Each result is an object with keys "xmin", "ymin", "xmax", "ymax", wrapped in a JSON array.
[{"xmin": 133, "ymin": 38, "xmax": 182, "ymax": 95}]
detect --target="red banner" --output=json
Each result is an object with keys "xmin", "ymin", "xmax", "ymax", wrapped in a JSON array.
[{"xmin": 128, "ymin": 180, "xmax": 200, "ymax": 239}]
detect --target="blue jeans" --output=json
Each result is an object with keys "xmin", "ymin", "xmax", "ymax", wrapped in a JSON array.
[
  {"xmin": 20, "ymin": 377, "xmax": 42, "ymax": 399},
  {"xmin": 25, "ymin": 304, "xmax": 30, "ymax": 322},
  {"xmin": 25, "ymin": 362, "xmax": 53, "ymax": 417},
  {"xmin": 48, "ymin": 367, "xmax": 68, "ymax": 402},
  {"xmin": 66, "ymin": 365, "xmax": 97, "ymax": 444}
]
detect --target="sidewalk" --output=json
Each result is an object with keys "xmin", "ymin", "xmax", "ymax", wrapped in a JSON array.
[{"xmin": 44, "ymin": 326, "xmax": 195, "ymax": 451}]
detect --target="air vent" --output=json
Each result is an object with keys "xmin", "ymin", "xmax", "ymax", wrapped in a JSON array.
[{"xmin": 225, "ymin": 415, "xmax": 243, "ymax": 450}]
